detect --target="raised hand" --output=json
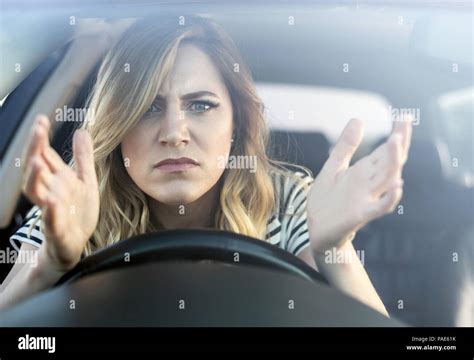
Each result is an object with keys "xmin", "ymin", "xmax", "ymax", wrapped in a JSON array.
[
  {"xmin": 306, "ymin": 116, "xmax": 412, "ymax": 254},
  {"xmin": 22, "ymin": 115, "xmax": 99, "ymax": 271}
]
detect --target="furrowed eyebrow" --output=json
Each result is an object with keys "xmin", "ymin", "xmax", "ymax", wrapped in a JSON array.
[
  {"xmin": 155, "ymin": 91, "xmax": 220, "ymax": 102},
  {"xmin": 181, "ymin": 91, "xmax": 219, "ymax": 100}
]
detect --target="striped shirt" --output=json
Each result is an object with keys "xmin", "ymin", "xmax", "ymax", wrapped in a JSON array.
[
  {"xmin": 9, "ymin": 171, "xmax": 313, "ymax": 257},
  {"xmin": 265, "ymin": 170, "xmax": 313, "ymax": 256}
]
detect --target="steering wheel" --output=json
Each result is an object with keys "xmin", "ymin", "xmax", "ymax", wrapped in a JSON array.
[
  {"xmin": 0, "ymin": 230, "xmax": 404, "ymax": 326},
  {"xmin": 55, "ymin": 229, "xmax": 327, "ymax": 285}
]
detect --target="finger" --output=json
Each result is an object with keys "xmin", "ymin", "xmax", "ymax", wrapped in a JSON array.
[
  {"xmin": 46, "ymin": 169, "xmax": 74, "ymax": 201},
  {"xmin": 370, "ymin": 168, "xmax": 402, "ymax": 197},
  {"xmin": 324, "ymin": 118, "xmax": 364, "ymax": 175},
  {"xmin": 22, "ymin": 156, "xmax": 52, "ymax": 205},
  {"xmin": 366, "ymin": 178, "xmax": 404, "ymax": 220},
  {"xmin": 23, "ymin": 125, "xmax": 50, "ymax": 177},
  {"xmin": 42, "ymin": 146, "xmax": 66, "ymax": 173},
  {"xmin": 369, "ymin": 132, "xmax": 403, "ymax": 169},
  {"xmin": 369, "ymin": 141, "xmax": 387, "ymax": 165},
  {"xmin": 73, "ymin": 129, "xmax": 97, "ymax": 185},
  {"xmin": 24, "ymin": 115, "xmax": 51, "ymax": 164},
  {"xmin": 352, "ymin": 155, "xmax": 375, "ymax": 181},
  {"xmin": 370, "ymin": 133, "xmax": 401, "ymax": 164},
  {"xmin": 390, "ymin": 114, "xmax": 413, "ymax": 163},
  {"xmin": 369, "ymin": 137, "xmax": 403, "ymax": 195}
]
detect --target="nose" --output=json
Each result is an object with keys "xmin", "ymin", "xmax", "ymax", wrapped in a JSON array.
[{"xmin": 158, "ymin": 105, "xmax": 190, "ymax": 147}]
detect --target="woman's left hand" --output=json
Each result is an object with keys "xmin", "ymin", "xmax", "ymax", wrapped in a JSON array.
[{"xmin": 306, "ymin": 116, "xmax": 413, "ymax": 255}]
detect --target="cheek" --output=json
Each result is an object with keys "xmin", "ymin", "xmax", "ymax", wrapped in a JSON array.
[
  {"xmin": 121, "ymin": 125, "xmax": 152, "ymax": 179},
  {"xmin": 197, "ymin": 118, "xmax": 233, "ymax": 170}
]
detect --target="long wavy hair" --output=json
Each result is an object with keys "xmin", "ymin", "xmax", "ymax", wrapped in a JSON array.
[{"xmin": 65, "ymin": 15, "xmax": 311, "ymax": 256}]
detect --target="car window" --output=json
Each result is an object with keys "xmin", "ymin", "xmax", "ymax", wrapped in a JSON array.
[
  {"xmin": 257, "ymin": 82, "xmax": 392, "ymax": 144},
  {"xmin": 435, "ymin": 86, "xmax": 474, "ymax": 186}
]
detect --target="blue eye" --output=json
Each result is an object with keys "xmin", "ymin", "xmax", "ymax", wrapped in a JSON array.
[
  {"xmin": 189, "ymin": 101, "xmax": 218, "ymax": 113},
  {"xmin": 146, "ymin": 103, "xmax": 164, "ymax": 114},
  {"xmin": 145, "ymin": 100, "xmax": 219, "ymax": 117}
]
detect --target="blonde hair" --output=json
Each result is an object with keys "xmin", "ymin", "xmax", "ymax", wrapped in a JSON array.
[{"xmin": 61, "ymin": 16, "xmax": 312, "ymax": 256}]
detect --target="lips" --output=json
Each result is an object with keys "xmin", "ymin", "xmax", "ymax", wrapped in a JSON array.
[{"xmin": 154, "ymin": 157, "xmax": 199, "ymax": 172}]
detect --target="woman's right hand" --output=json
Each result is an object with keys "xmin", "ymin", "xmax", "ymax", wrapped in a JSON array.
[{"xmin": 22, "ymin": 115, "xmax": 99, "ymax": 272}]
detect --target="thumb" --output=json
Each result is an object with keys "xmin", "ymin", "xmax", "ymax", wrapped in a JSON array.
[
  {"xmin": 324, "ymin": 118, "xmax": 364, "ymax": 174},
  {"xmin": 73, "ymin": 129, "xmax": 97, "ymax": 185}
]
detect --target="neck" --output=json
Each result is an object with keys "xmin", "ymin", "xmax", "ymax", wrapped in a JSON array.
[{"xmin": 148, "ymin": 183, "xmax": 221, "ymax": 231}]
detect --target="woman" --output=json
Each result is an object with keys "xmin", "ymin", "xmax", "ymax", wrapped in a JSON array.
[{"xmin": 0, "ymin": 16, "xmax": 411, "ymax": 316}]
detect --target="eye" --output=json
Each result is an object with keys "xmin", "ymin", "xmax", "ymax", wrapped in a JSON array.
[
  {"xmin": 146, "ymin": 103, "xmax": 164, "ymax": 114},
  {"xmin": 188, "ymin": 100, "xmax": 219, "ymax": 113}
]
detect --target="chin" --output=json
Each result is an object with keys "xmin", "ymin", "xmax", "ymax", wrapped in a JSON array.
[{"xmin": 148, "ymin": 185, "xmax": 204, "ymax": 205}]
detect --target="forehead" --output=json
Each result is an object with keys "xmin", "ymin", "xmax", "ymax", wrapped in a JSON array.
[{"xmin": 158, "ymin": 44, "xmax": 227, "ymax": 97}]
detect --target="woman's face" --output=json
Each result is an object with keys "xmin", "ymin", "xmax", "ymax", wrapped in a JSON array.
[{"xmin": 121, "ymin": 44, "xmax": 234, "ymax": 205}]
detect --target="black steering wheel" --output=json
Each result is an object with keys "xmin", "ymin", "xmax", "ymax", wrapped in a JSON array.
[
  {"xmin": 56, "ymin": 229, "xmax": 327, "ymax": 285},
  {"xmin": 0, "ymin": 230, "xmax": 404, "ymax": 326}
]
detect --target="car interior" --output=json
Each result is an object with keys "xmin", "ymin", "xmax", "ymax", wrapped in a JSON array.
[{"xmin": 0, "ymin": 2, "xmax": 472, "ymax": 327}]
